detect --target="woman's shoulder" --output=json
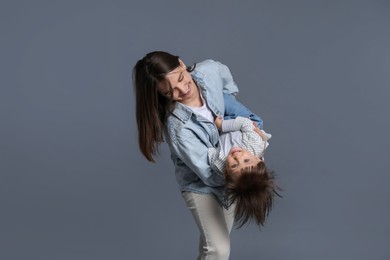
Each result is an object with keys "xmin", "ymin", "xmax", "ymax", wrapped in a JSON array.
[
  {"xmin": 192, "ymin": 60, "xmax": 229, "ymax": 83},
  {"xmin": 166, "ymin": 110, "xmax": 193, "ymax": 135},
  {"xmin": 194, "ymin": 59, "xmax": 224, "ymax": 73},
  {"xmin": 166, "ymin": 114, "xmax": 205, "ymax": 145}
]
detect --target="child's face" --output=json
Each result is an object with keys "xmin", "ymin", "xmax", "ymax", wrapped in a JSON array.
[{"xmin": 226, "ymin": 147, "xmax": 262, "ymax": 175}]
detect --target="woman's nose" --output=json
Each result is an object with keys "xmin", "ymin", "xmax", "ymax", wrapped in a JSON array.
[{"xmin": 176, "ymin": 83, "xmax": 187, "ymax": 93}]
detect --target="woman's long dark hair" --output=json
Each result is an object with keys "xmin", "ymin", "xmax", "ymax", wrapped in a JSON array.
[{"xmin": 133, "ymin": 51, "xmax": 197, "ymax": 162}]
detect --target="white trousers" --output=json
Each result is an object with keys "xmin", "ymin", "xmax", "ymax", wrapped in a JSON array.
[{"xmin": 182, "ymin": 191, "xmax": 236, "ymax": 260}]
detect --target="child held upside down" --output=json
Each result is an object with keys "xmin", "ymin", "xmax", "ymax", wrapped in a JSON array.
[{"xmin": 208, "ymin": 115, "xmax": 281, "ymax": 228}]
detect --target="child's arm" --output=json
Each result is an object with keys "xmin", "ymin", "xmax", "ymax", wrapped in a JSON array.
[
  {"xmin": 219, "ymin": 116, "xmax": 272, "ymax": 158},
  {"xmin": 216, "ymin": 116, "xmax": 271, "ymax": 142},
  {"xmin": 220, "ymin": 116, "xmax": 257, "ymax": 134},
  {"xmin": 207, "ymin": 116, "xmax": 227, "ymax": 175},
  {"xmin": 207, "ymin": 144, "xmax": 227, "ymax": 175}
]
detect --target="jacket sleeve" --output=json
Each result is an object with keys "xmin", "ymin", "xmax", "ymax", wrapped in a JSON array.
[
  {"xmin": 217, "ymin": 61, "xmax": 239, "ymax": 96},
  {"xmin": 170, "ymin": 130, "xmax": 225, "ymax": 187},
  {"xmin": 223, "ymin": 93, "xmax": 264, "ymax": 129}
]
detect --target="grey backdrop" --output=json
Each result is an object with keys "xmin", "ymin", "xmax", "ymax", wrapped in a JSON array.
[{"xmin": 1, "ymin": 1, "xmax": 389, "ymax": 259}]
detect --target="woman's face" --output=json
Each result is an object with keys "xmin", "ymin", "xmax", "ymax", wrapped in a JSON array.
[
  {"xmin": 226, "ymin": 147, "xmax": 262, "ymax": 175},
  {"xmin": 156, "ymin": 60, "xmax": 198, "ymax": 105}
]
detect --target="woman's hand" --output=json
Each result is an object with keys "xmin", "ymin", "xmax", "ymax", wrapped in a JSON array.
[{"xmin": 252, "ymin": 122, "xmax": 267, "ymax": 141}]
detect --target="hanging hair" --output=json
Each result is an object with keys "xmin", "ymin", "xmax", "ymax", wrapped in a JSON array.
[
  {"xmin": 132, "ymin": 51, "xmax": 179, "ymax": 162},
  {"xmin": 225, "ymin": 161, "xmax": 281, "ymax": 228},
  {"xmin": 133, "ymin": 51, "xmax": 195, "ymax": 162}
]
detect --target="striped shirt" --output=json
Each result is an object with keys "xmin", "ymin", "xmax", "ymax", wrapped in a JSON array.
[{"xmin": 208, "ymin": 117, "xmax": 271, "ymax": 175}]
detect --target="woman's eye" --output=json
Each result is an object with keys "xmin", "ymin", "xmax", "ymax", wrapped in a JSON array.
[
  {"xmin": 244, "ymin": 159, "xmax": 250, "ymax": 163},
  {"xmin": 231, "ymin": 164, "xmax": 237, "ymax": 168}
]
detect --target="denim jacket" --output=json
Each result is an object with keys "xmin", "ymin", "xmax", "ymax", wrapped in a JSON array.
[{"xmin": 165, "ymin": 60, "xmax": 249, "ymax": 208}]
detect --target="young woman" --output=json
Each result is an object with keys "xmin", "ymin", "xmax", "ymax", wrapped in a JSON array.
[{"xmin": 133, "ymin": 51, "xmax": 260, "ymax": 259}]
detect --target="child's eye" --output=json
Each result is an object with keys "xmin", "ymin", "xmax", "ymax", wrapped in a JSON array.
[
  {"xmin": 244, "ymin": 159, "xmax": 250, "ymax": 163},
  {"xmin": 231, "ymin": 164, "xmax": 238, "ymax": 168}
]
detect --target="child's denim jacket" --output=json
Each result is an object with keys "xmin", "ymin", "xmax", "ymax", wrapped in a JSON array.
[{"xmin": 165, "ymin": 60, "xmax": 240, "ymax": 208}]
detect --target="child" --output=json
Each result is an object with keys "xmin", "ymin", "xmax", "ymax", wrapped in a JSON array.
[{"xmin": 208, "ymin": 115, "xmax": 280, "ymax": 228}]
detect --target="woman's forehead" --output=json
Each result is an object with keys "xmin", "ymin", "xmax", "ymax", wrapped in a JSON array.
[
  {"xmin": 164, "ymin": 67, "xmax": 183, "ymax": 86},
  {"xmin": 166, "ymin": 66, "xmax": 182, "ymax": 75}
]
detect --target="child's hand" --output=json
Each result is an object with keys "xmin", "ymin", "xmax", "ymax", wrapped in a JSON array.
[{"xmin": 215, "ymin": 116, "xmax": 223, "ymax": 130}]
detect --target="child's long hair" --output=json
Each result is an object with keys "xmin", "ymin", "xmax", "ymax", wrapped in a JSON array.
[{"xmin": 225, "ymin": 161, "xmax": 281, "ymax": 228}]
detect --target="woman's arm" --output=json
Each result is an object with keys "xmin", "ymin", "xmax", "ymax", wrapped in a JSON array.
[
  {"xmin": 217, "ymin": 61, "xmax": 240, "ymax": 96},
  {"xmin": 223, "ymin": 93, "xmax": 264, "ymax": 129},
  {"xmin": 168, "ymin": 128, "xmax": 225, "ymax": 187},
  {"xmin": 214, "ymin": 61, "xmax": 263, "ymax": 128}
]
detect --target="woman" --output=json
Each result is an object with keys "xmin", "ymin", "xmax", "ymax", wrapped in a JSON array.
[{"xmin": 133, "ymin": 51, "xmax": 252, "ymax": 259}]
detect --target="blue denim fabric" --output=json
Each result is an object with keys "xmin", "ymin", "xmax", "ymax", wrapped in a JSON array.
[
  {"xmin": 165, "ymin": 60, "xmax": 239, "ymax": 208},
  {"xmin": 223, "ymin": 93, "xmax": 263, "ymax": 129}
]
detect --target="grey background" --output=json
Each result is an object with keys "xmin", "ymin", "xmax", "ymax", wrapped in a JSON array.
[{"xmin": 1, "ymin": 0, "xmax": 389, "ymax": 259}]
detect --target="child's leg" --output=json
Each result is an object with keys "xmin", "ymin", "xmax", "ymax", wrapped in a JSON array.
[{"xmin": 182, "ymin": 192, "xmax": 235, "ymax": 260}]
